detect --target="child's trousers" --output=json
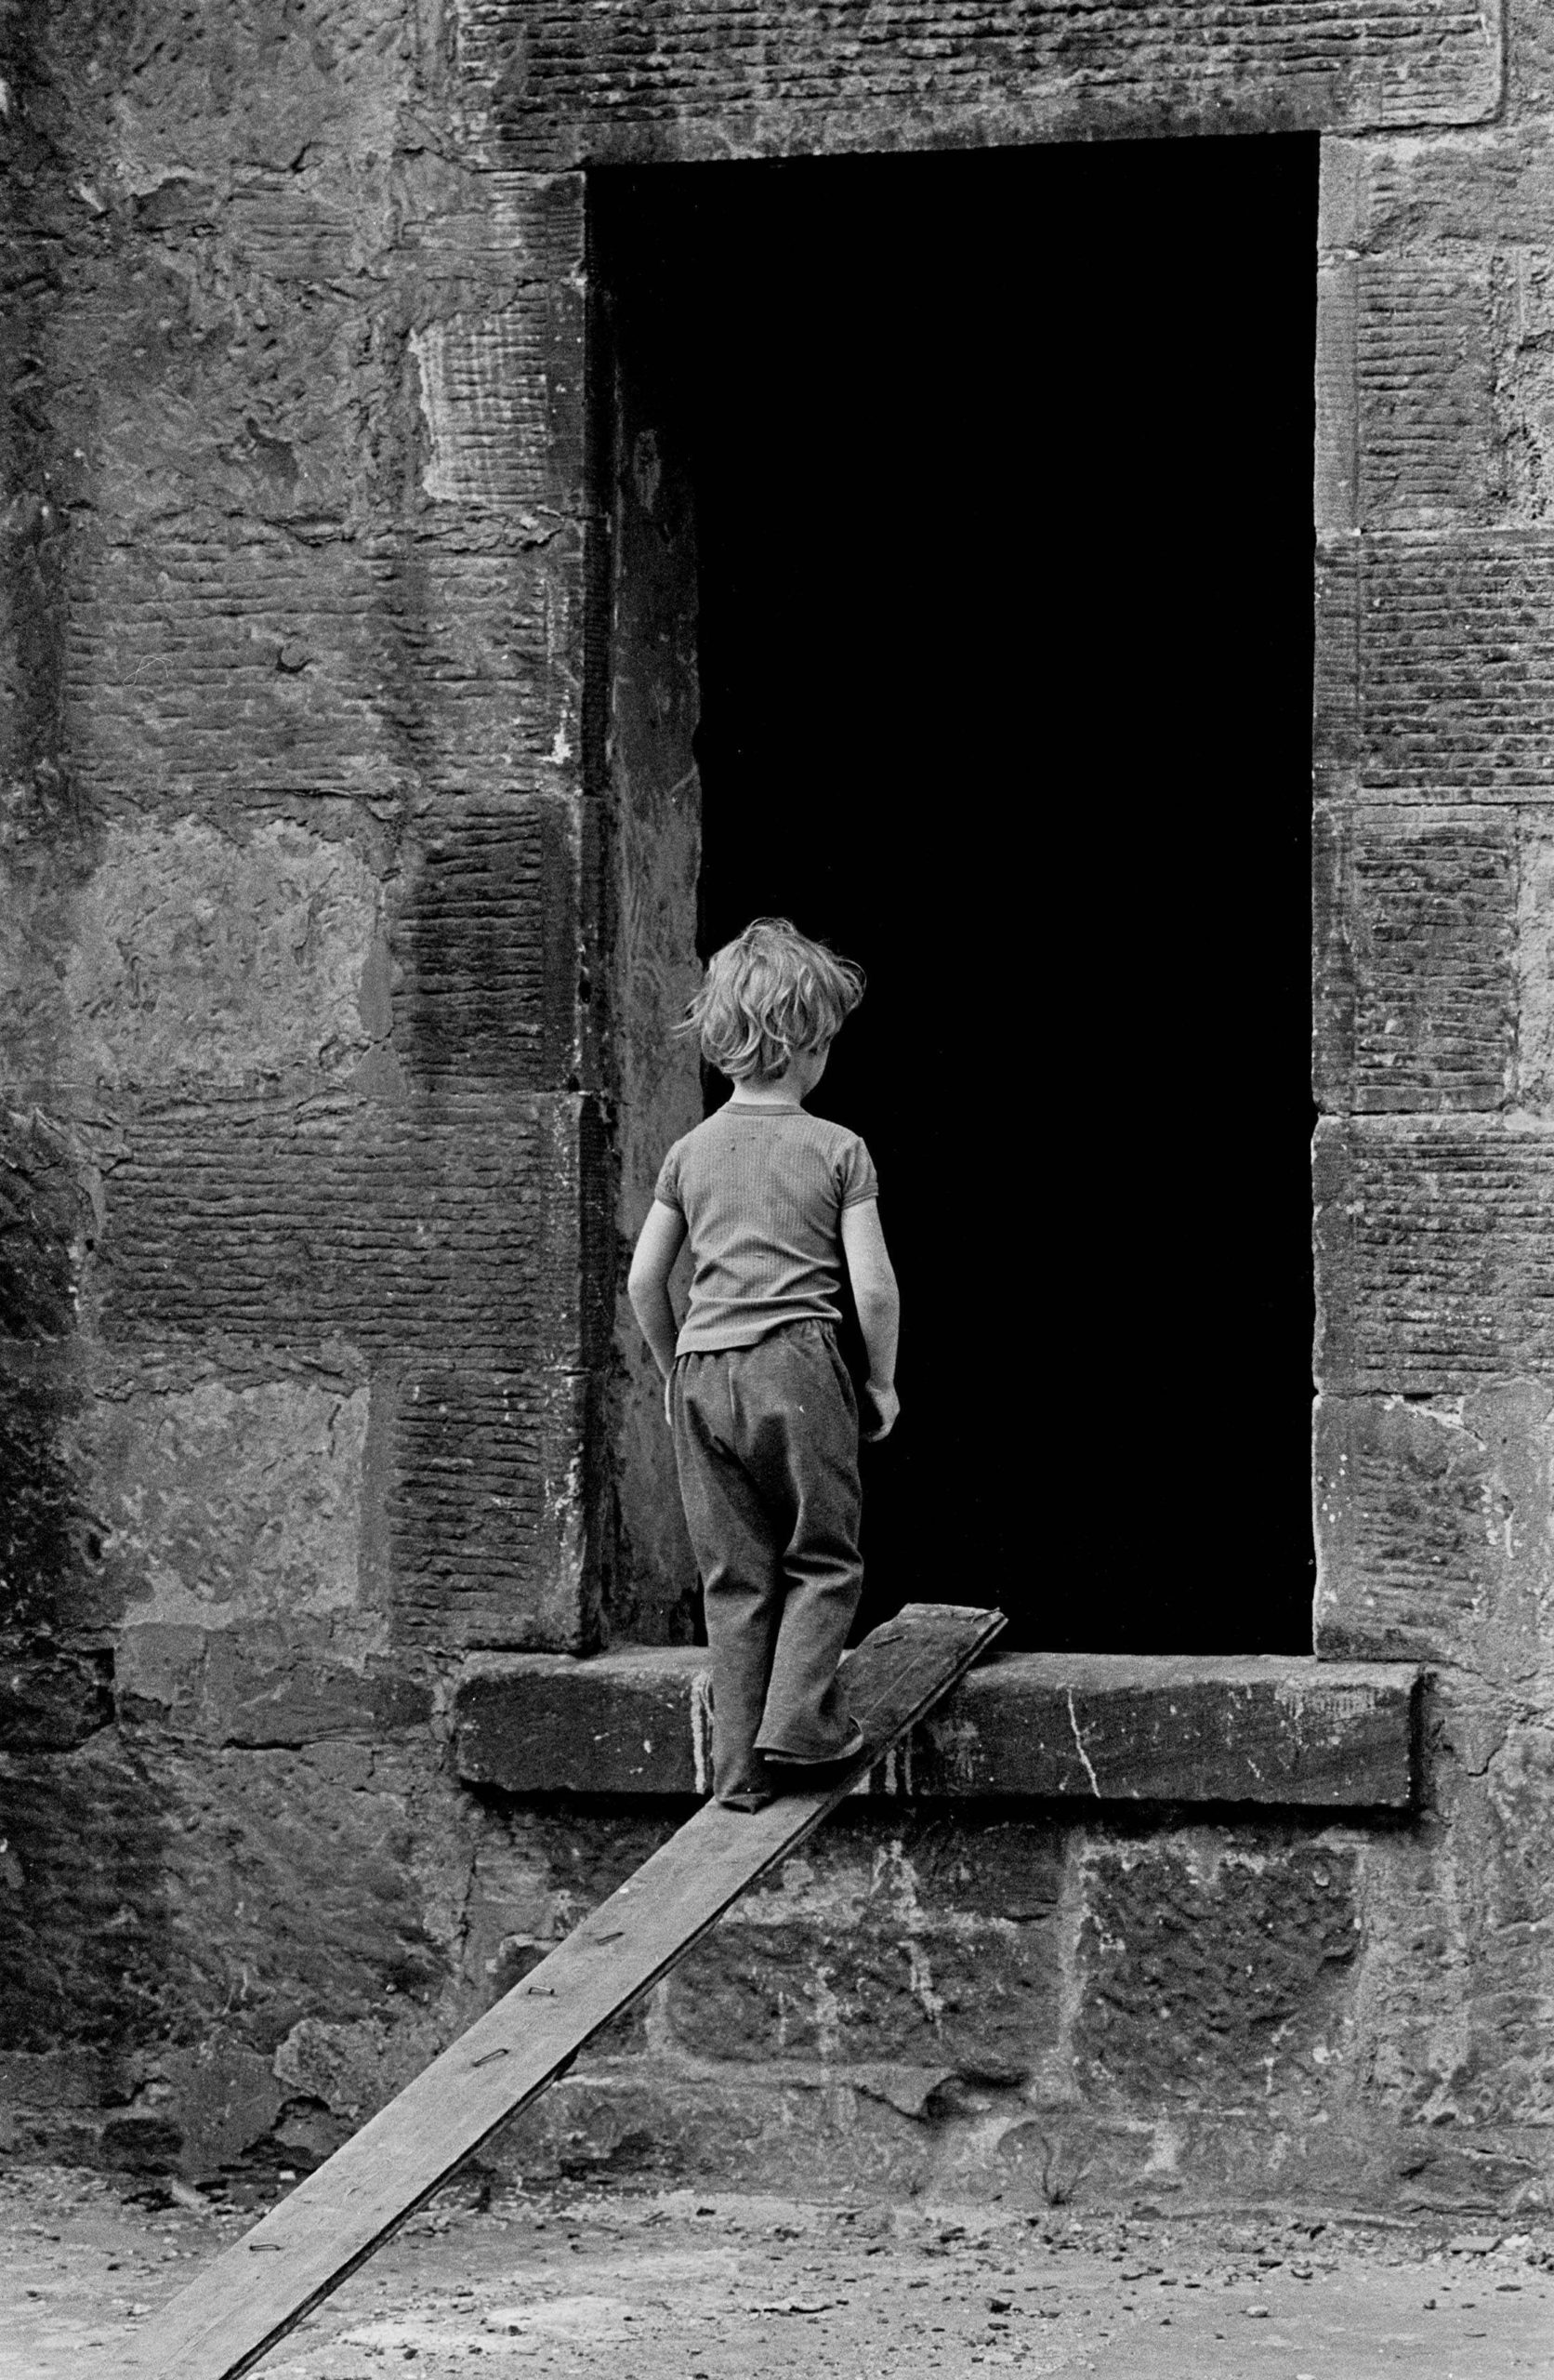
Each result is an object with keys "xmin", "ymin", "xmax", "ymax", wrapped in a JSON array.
[{"xmin": 671, "ymin": 1319, "xmax": 863, "ymax": 1803}]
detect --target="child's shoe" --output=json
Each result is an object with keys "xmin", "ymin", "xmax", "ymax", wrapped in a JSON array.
[{"xmin": 760, "ymin": 1722, "xmax": 867, "ymax": 1786}]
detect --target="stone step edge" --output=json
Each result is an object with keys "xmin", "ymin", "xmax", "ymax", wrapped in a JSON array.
[{"xmin": 453, "ymin": 1649, "xmax": 1421, "ymax": 1808}]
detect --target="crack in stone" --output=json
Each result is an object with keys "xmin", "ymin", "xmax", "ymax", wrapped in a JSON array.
[{"xmin": 1066, "ymin": 1689, "xmax": 1101, "ymax": 1799}]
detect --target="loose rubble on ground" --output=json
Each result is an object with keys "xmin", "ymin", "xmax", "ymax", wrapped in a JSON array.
[{"xmin": 2, "ymin": 2163, "xmax": 1550, "ymax": 2376}]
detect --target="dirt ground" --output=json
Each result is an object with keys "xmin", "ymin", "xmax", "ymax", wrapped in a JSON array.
[{"xmin": 2, "ymin": 2165, "xmax": 1551, "ymax": 2379}]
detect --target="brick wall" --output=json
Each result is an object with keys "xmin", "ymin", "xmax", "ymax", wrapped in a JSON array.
[{"xmin": 2, "ymin": 0, "xmax": 1550, "ymax": 2215}]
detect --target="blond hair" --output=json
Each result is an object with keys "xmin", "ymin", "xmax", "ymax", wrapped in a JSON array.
[{"xmin": 685, "ymin": 918, "xmax": 864, "ymax": 1082}]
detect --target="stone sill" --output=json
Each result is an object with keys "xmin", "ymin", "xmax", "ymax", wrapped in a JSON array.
[{"xmin": 453, "ymin": 1650, "xmax": 1420, "ymax": 1809}]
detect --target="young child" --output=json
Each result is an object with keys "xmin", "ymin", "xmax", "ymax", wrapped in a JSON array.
[{"xmin": 627, "ymin": 918, "xmax": 901, "ymax": 1810}]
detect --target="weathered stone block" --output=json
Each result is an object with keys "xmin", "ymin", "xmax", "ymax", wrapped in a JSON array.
[
  {"xmin": 1344, "ymin": 1678, "xmax": 1554, "ymax": 2146},
  {"xmin": 909, "ymin": 1657, "xmax": 1419, "ymax": 1808},
  {"xmin": 457, "ymin": 0, "xmax": 1501, "ymax": 167},
  {"xmin": 0, "ymin": 1744, "xmax": 170, "ymax": 2057},
  {"xmin": 395, "ymin": 792, "xmax": 580, "ymax": 1095},
  {"xmin": 1315, "ymin": 1384, "xmax": 1554, "ymax": 1676},
  {"xmin": 1354, "ymin": 254, "xmax": 1496, "ymax": 528},
  {"xmin": 1313, "ymin": 807, "xmax": 1515, "ymax": 1113},
  {"xmin": 1316, "ymin": 1116, "xmax": 1554, "ymax": 1389},
  {"xmin": 453, "ymin": 1649, "xmax": 1421, "ymax": 1805},
  {"xmin": 1515, "ymin": 826, "xmax": 1554, "ymax": 1114},
  {"xmin": 1316, "ymin": 534, "xmax": 1554, "ymax": 800},
  {"xmin": 456, "ymin": 1646, "xmax": 709, "ymax": 1793},
  {"xmin": 457, "ymin": 1802, "xmax": 676, "ymax": 2046},
  {"xmin": 272, "ymin": 2014, "xmax": 440, "ymax": 2123},
  {"xmin": 1321, "ymin": 242, "xmax": 1554, "ymax": 536},
  {"xmin": 2, "ymin": 817, "xmax": 385, "ymax": 1096},
  {"xmin": 85, "ymin": 1379, "xmax": 370, "ymax": 1635},
  {"xmin": 65, "ymin": 521, "xmax": 584, "ymax": 812},
  {"xmin": 666, "ymin": 1914, "xmax": 1047, "ymax": 2076},
  {"xmin": 72, "ymin": 259, "xmax": 398, "ymax": 536},
  {"xmin": 1076, "ymin": 1835, "xmax": 1362, "ymax": 2109},
  {"xmin": 411, "ymin": 302, "xmax": 582, "ymax": 513},
  {"xmin": 1336, "ymin": 121, "xmax": 1554, "ymax": 263},
  {"xmin": 49, "ymin": 0, "xmax": 411, "ymax": 202},
  {"xmin": 388, "ymin": 1362, "xmax": 599, "ymax": 1650},
  {"xmin": 145, "ymin": 2037, "xmax": 286, "ymax": 2176},
  {"xmin": 0, "ymin": 1732, "xmax": 466, "ymax": 2109},
  {"xmin": 1318, "ymin": 135, "xmax": 1554, "ymax": 529},
  {"xmin": 114, "ymin": 1624, "xmax": 434, "ymax": 1748},
  {"xmin": 1315, "ymin": 1394, "xmax": 1498, "ymax": 1661},
  {"xmin": 148, "ymin": 1742, "xmax": 459, "ymax": 2044},
  {"xmin": 665, "ymin": 1817, "xmax": 1063, "ymax": 2080},
  {"xmin": 95, "ymin": 1091, "xmax": 590, "ymax": 1363}
]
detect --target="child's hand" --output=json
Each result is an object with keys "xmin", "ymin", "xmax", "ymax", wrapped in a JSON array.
[{"xmin": 863, "ymin": 1380, "xmax": 900, "ymax": 1442}]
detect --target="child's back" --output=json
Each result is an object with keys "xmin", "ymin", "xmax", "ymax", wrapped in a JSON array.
[
  {"xmin": 658, "ymin": 1104, "xmax": 876, "ymax": 1353},
  {"xmin": 627, "ymin": 919, "xmax": 900, "ymax": 1809}
]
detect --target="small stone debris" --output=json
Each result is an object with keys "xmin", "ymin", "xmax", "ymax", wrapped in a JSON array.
[
  {"xmin": 1449, "ymin": 2233, "xmax": 1500, "ymax": 2255},
  {"xmin": 1245, "ymin": 2303, "xmax": 1271, "ymax": 2318}
]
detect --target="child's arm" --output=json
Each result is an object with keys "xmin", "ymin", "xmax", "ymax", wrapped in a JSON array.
[
  {"xmin": 840, "ymin": 1199, "xmax": 901, "ymax": 1442},
  {"xmin": 627, "ymin": 1199, "xmax": 689, "ymax": 1424}
]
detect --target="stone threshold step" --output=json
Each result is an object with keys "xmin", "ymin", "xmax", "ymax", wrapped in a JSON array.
[{"xmin": 453, "ymin": 1648, "xmax": 1420, "ymax": 1808}]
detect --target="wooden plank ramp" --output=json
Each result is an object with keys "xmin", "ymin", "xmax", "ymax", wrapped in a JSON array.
[{"xmin": 128, "ymin": 1602, "xmax": 1006, "ymax": 2380}]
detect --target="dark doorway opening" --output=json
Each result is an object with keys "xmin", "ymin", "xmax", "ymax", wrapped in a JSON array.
[{"xmin": 595, "ymin": 137, "xmax": 1318, "ymax": 1655}]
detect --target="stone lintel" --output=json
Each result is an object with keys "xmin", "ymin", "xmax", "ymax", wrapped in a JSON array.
[{"xmin": 453, "ymin": 1650, "xmax": 1420, "ymax": 1808}]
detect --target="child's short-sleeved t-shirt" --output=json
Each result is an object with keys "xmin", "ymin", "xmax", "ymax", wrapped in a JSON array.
[{"xmin": 654, "ymin": 1104, "xmax": 878, "ymax": 1355}]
